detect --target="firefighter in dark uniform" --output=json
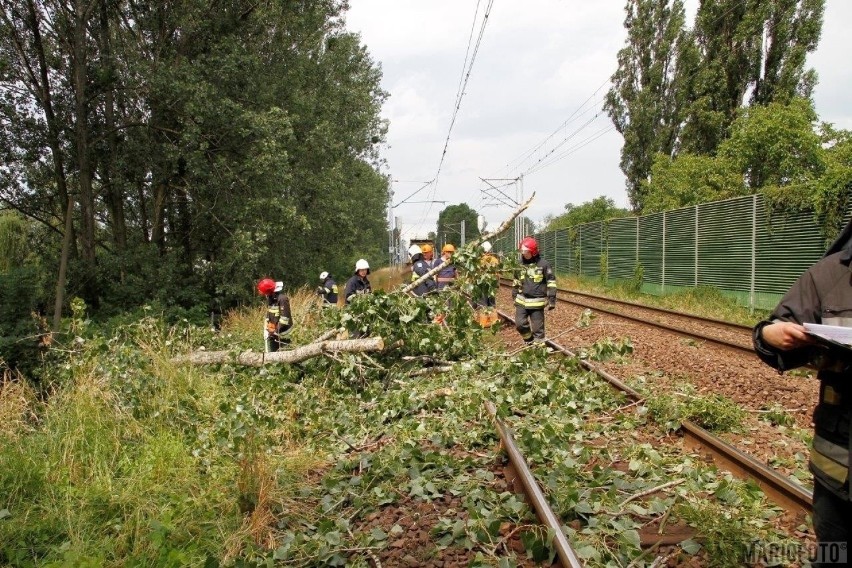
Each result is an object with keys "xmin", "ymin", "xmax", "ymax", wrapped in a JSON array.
[
  {"xmin": 408, "ymin": 244, "xmax": 437, "ymax": 296},
  {"xmin": 754, "ymin": 221, "xmax": 852, "ymax": 565},
  {"xmin": 317, "ymin": 271, "xmax": 338, "ymax": 306},
  {"xmin": 513, "ymin": 236, "xmax": 556, "ymax": 344},
  {"xmin": 344, "ymin": 259, "xmax": 372, "ymax": 305},
  {"xmin": 257, "ymin": 278, "xmax": 292, "ymax": 352}
]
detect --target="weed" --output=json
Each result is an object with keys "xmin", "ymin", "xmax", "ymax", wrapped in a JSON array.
[
  {"xmin": 759, "ymin": 404, "xmax": 796, "ymax": 427},
  {"xmin": 644, "ymin": 385, "xmax": 746, "ymax": 432}
]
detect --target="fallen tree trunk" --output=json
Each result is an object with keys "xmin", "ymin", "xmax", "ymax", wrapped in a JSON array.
[{"xmin": 173, "ymin": 337, "xmax": 385, "ymax": 366}]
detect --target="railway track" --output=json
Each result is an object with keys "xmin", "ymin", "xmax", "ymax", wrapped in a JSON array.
[
  {"xmin": 488, "ymin": 308, "xmax": 812, "ymax": 566},
  {"xmin": 498, "ymin": 280, "xmax": 754, "ymax": 354}
]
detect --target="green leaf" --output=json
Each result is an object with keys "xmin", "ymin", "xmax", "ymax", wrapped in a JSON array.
[
  {"xmin": 680, "ymin": 539, "xmax": 702, "ymax": 554},
  {"xmin": 574, "ymin": 545, "xmax": 601, "ymax": 561}
]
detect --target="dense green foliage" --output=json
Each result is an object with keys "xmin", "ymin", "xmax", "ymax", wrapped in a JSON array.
[
  {"xmin": 605, "ymin": 0, "xmax": 689, "ymax": 211},
  {"xmin": 0, "ymin": 0, "xmax": 391, "ymax": 373},
  {"xmin": 541, "ymin": 197, "xmax": 629, "ymax": 232},
  {"xmin": 642, "ymin": 97, "xmax": 852, "ymax": 235},
  {"xmin": 606, "ymin": 0, "xmax": 827, "ymax": 211},
  {"xmin": 0, "ymin": 0, "xmax": 389, "ymax": 334}
]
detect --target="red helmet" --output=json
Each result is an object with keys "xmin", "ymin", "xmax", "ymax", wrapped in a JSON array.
[
  {"xmin": 257, "ymin": 278, "xmax": 276, "ymax": 295},
  {"xmin": 519, "ymin": 236, "xmax": 539, "ymax": 256}
]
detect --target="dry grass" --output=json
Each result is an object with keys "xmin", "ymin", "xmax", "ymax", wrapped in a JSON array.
[
  {"xmin": 224, "ymin": 444, "xmax": 326, "ymax": 560},
  {"xmin": 0, "ymin": 368, "xmax": 38, "ymax": 441},
  {"xmin": 369, "ymin": 265, "xmax": 408, "ymax": 291}
]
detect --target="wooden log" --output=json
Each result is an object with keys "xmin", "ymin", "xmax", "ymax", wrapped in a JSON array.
[{"xmin": 172, "ymin": 337, "xmax": 385, "ymax": 366}]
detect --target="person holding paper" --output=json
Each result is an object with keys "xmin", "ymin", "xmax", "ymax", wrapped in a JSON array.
[{"xmin": 753, "ymin": 221, "xmax": 852, "ymax": 565}]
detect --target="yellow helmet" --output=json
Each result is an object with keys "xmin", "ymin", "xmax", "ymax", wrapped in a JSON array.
[
  {"xmin": 442, "ymin": 244, "xmax": 455, "ymax": 253},
  {"xmin": 421, "ymin": 243, "xmax": 433, "ymax": 254}
]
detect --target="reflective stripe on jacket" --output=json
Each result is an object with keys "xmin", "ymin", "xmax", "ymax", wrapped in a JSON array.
[
  {"xmin": 319, "ymin": 277, "xmax": 338, "ymax": 304},
  {"xmin": 266, "ymin": 292, "xmax": 292, "ymax": 334},
  {"xmin": 436, "ymin": 264, "xmax": 456, "ymax": 290},
  {"xmin": 513, "ymin": 255, "xmax": 556, "ymax": 309}
]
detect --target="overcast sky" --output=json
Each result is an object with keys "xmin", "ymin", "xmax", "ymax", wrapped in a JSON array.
[{"xmin": 344, "ymin": 1, "xmax": 852, "ymax": 243}]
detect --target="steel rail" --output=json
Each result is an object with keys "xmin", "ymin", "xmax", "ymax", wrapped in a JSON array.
[
  {"xmin": 485, "ymin": 401, "xmax": 585, "ymax": 568},
  {"xmin": 497, "ymin": 309, "xmax": 813, "ymax": 518},
  {"xmin": 497, "ymin": 280, "xmax": 752, "ymax": 353}
]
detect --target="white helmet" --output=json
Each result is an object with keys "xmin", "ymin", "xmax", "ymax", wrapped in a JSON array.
[
  {"xmin": 408, "ymin": 244, "xmax": 422, "ymax": 257},
  {"xmin": 355, "ymin": 259, "xmax": 370, "ymax": 271},
  {"xmin": 319, "ymin": 271, "xmax": 329, "ymax": 280},
  {"xmin": 274, "ymin": 281, "xmax": 284, "ymax": 293},
  {"xmin": 481, "ymin": 240, "xmax": 492, "ymax": 253}
]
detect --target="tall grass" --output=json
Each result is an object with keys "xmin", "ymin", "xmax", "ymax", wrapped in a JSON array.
[{"xmin": 0, "ymin": 311, "xmax": 323, "ymax": 565}]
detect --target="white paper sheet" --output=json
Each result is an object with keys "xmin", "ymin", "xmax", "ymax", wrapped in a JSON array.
[{"xmin": 803, "ymin": 323, "xmax": 852, "ymax": 346}]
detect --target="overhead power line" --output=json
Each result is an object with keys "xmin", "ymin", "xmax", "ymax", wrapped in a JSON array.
[
  {"xmin": 503, "ymin": 77, "xmax": 611, "ymax": 175},
  {"xmin": 491, "ymin": 0, "xmax": 749, "ymax": 181},
  {"xmin": 409, "ymin": 0, "xmax": 496, "ymax": 237}
]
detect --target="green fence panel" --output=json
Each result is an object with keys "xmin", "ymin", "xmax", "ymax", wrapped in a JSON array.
[
  {"xmin": 697, "ymin": 197, "xmax": 754, "ymax": 292},
  {"xmin": 755, "ymin": 201, "xmax": 826, "ymax": 296},
  {"xmin": 553, "ymin": 228, "xmax": 571, "ymax": 274},
  {"xmin": 579, "ymin": 223, "xmax": 603, "ymax": 277},
  {"xmin": 664, "ymin": 206, "xmax": 697, "ymax": 287},
  {"xmin": 608, "ymin": 217, "xmax": 638, "ymax": 280},
  {"xmin": 639, "ymin": 213, "xmax": 664, "ymax": 286},
  {"xmin": 535, "ymin": 230, "xmax": 556, "ymax": 272}
]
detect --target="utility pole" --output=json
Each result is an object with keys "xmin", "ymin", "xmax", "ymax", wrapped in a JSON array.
[
  {"xmin": 460, "ymin": 219, "xmax": 466, "ymax": 246},
  {"xmin": 515, "ymin": 174, "xmax": 525, "ymax": 251},
  {"xmin": 387, "ymin": 185, "xmax": 395, "ymax": 266}
]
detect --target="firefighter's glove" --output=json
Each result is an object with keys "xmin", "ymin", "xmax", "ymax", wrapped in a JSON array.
[
  {"xmin": 266, "ymin": 321, "xmax": 277, "ymax": 333},
  {"xmin": 316, "ymin": 286, "xmax": 325, "ymax": 296}
]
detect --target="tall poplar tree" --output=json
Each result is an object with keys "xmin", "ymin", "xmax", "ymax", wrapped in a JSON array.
[
  {"xmin": 679, "ymin": 0, "xmax": 824, "ymax": 155},
  {"xmin": 605, "ymin": 0, "xmax": 689, "ymax": 211}
]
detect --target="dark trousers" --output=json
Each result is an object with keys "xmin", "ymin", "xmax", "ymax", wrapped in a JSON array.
[
  {"xmin": 515, "ymin": 306, "xmax": 545, "ymax": 343},
  {"xmin": 812, "ymin": 482, "xmax": 851, "ymax": 566}
]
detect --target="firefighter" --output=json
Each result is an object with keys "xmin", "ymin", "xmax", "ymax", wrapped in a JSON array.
[
  {"xmin": 753, "ymin": 219, "xmax": 852, "ymax": 562},
  {"xmin": 317, "ymin": 271, "xmax": 338, "ymax": 306},
  {"xmin": 408, "ymin": 244, "xmax": 437, "ymax": 296},
  {"xmin": 344, "ymin": 259, "xmax": 372, "ymax": 305},
  {"xmin": 257, "ymin": 278, "xmax": 292, "ymax": 352},
  {"xmin": 513, "ymin": 236, "xmax": 556, "ymax": 345},
  {"xmin": 435, "ymin": 243, "xmax": 457, "ymax": 291}
]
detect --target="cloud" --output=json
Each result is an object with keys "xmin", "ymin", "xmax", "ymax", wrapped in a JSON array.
[{"xmin": 346, "ymin": 0, "xmax": 849, "ymax": 241}]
